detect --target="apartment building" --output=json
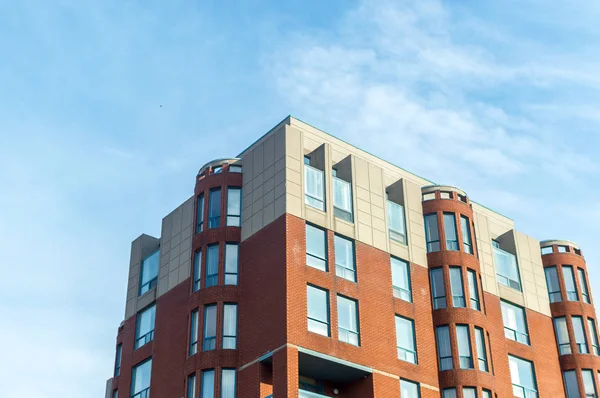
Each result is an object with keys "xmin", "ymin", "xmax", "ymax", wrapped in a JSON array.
[{"xmin": 105, "ymin": 116, "xmax": 600, "ymax": 398}]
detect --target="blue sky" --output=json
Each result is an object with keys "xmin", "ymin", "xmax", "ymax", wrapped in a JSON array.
[{"xmin": 1, "ymin": 1, "xmax": 599, "ymax": 396}]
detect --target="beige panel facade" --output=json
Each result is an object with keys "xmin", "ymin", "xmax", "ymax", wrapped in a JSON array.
[{"xmin": 124, "ymin": 234, "xmax": 160, "ymax": 319}]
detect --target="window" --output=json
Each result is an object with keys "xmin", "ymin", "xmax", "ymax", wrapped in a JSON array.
[
  {"xmin": 541, "ymin": 246, "xmax": 553, "ymax": 255},
  {"xmin": 333, "ymin": 173, "xmax": 353, "ymax": 222},
  {"xmin": 442, "ymin": 389, "xmax": 456, "ymax": 398},
  {"xmin": 213, "ymin": 165, "xmax": 222, "ymax": 174},
  {"xmin": 573, "ymin": 316, "xmax": 589, "ymax": 354},
  {"xmin": 208, "ymin": 188, "xmax": 221, "ymax": 228},
  {"xmin": 229, "ymin": 164, "xmax": 242, "ymax": 173},
  {"xmin": 493, "ymin": 243, "xmax": 521, "ymax": 291},
  {"xmin": 131, "ymin": 359, "xmax": 152, "ymax": 398},
  {"xmin": 338, "ymin": 296, "xmax": 359, "ymax": 346},
  {"xmin": 206, "ymin": 244, "xmax": 219, "ymax": 287},
  {"xmin": 467, "ymin": 270, "xmax": 480, "ymax": 311},
  {"xmin": 391, "ymin": 257, "xmax": 411, "ymax": 302},
  {"xmin": 201, "ymin": 369, "xmax": 215, "ymax": 398},
  {"xmin": 482, "ymin": 390, "xmax": 492, "ymax": 398},
  {"xmin": 203, "ymin": 305, "xmax": 217, "ymax": 351},
  {"xmin": 545, "ymin": 266, "xmax": 562, "ymax": 303},
  {"xmin": 422, "ymin": 192, "xmax": 436, "ymax": 201},
  {"xmin": 558, "ymin": 245, "xmax": 568, "ymax": 253},
  {"xmin": 334, "ymin": 235, "xmax": 356, "ymax": 282},
  {"xmin": 456, "ymin": 325, "xmax": 473, "ymax": 369},
  {"xmin": 193, "ymin": 250, "xmax": 202, "ymax": 292},
  {"xmin": 139, "ymin": 250, "xmax": 159, "ymax": 295},
  {"xmin": 475, "ymin": 327, "xmax": 488, "ymax": 372},
  {"xmin": 563, "ymin": 265, "xmax": 578, "ymax": 301},
  {"xmin": 436, "ymin": 325, "xmax": 453, "ymax": 370},
  {"xmin": 196, "ymin": 194, "xmax": 205, "ymax": 233},
  {"xmin": 579, "ymin": 268, "xmax": 591, "ymax": 304},
  {"xmin": 501, "ymin": 301, "xmax": 530, "ymax": 345},
  {"xmin": 221, "ymin": 369, "xmax": 236, "ymax": 398},
  {"xmin": 224, "ymin": 244, "xmax": 238, "ymax": 285},
  {"xmin": 440, "ymin": 191, "xmax": 451, "ymax": 199},
  {"xmin": 114, "ymin": 344, "xmax": 122, "ymax": 377},
  {"xmin": 396, "ymin": 316, "xmax": 417, "ymax": 364},
  {"xmin": 508, "ymin": 355, "xmax": 538, "ymax": 398},
  {"xmin": 307, "ymin": 285, "xmax": 329, "ymax": 337},
  {"xmin": 400, "ymin": 379, "xmax": 419, "ymax": 398},
  {"xmin": 226, "ymin": 188, "xmax": 242, "ymax": 227},
  {"xmin": 188, "ymin": 374, "xmax": 196, "ymax": 398},
  {"xmin": 190, "ymin": 309, "xmax": 199, "ymax": 355},
  {"xmin": 299, "ymin": 375, "xmax": 324, "ymax": 394},
  {"xmin": 113, "ymin": 390, "xmax": 118, "ymax": 398},
  {"xmin": 450, "ymin": 267, "xmax": 466, "ymax": 308},
  {"xmin": 554, "ymin": 317, "xmax": 571, "ymax": 355},
  {"xmin": 387, "ymin": 200, "xmax": 406, "ymax": 244},
  {"xmin": 463, "ymin": 388, "xmax": 476, "ymax": 398},
  {"xmin": 306, "ymin": 224, "xmax": 327, "ymax": 271},
  {"xmin": 304, "ymin": 159, "xmax": 325, "ymax": 210},
  {"xmin": 223, "ymin": 304, "xmax": 237, "ymax": 349},
  {"xmin": 430, "ymin": 268, "xmax": 446, "ymax": 309},
  {"xmin": 564, "ymin": 370, "xmax": 580, "ymax": 398},
  {"xmin": 461, "ymin": 216, "xmax": 473, "ymax": 254},
  {"xmin": 135, "ymin": 304, "xmax": 156, "ymax": 349},
  {"xmin": 588, "ymin": 318, "xmax": 600, "ymax": 355},
  {"xmin": 583, "ymin": 369, "xmax": 597, "ymax": 398},
  {"xmin": 424, "ymin": 214, "xmax": 440, "ymax": 252},
  {"xmin": 443, "ymin": 213, "xmax": 459, "ymax": 251}
]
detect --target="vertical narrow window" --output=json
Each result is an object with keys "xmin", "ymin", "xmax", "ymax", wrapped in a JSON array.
[
  {"xmin": 193, "ymin": 250, "xmax": 202, "ymax": 292},
  {"xmin": 196, "ymin": 194, "xmax": 204, "ymax": 233},
  {"xmin": 334, "ymin": 235, "xmax": 356, "ymax": 282},
  {"xmin": 462, "ymin": 388, "xmax": 476, "ymax": 398},
  {"xmin": 443, "ymin": 213, "xmax": 459, "ymax": 251},
  {"xmin": 436, "ymin": 325, "xmax": 453, "ymax": 370},
  {"xmin": 563, "ymin": 265, "xmax": 578, "ymax": 301},
  {"xmin": 564, "ymin": 370, "xmax": 580, "ymax": 398},
  {"xmin": 190, "ymin": 309, "xmax": 199, "ymax": 355},
  {"xmin": 424, "ymin": 214, "xmax": 440, "ymax": 252},
  {"xmin": 456, "ymin": 325, "xmax": 474, "ymax": 369},
  {"xmin": 554, "ymin": 317, "xmax": 572, "ymax": 355},
  {"xmin": 139, "ymin": 250, "xmax": 159, "ymax": 295},
  {"xmin": 573, "ymin": 316, "xmax": 589, "ymax": 354},
  {"xmin": 113, "ymin": 390, "xmax": 118, "ymax": 398},
  {"xmin": 131, "ymin": 359, "xmax": 152, "ymax": 398},
  {"xmin": 223, "ymin": 304, "xmax": 238, "ymax": 349},
  {"xmin": 430, "ymin": 268, "xmax": 447, "ymax": 309},
  {"xmin": 206, "ymin": 244, "xmax": 219, "ymax": 287},
  {"xmin": 578, "ymin": 268, "xmax": 591, "ymax": 304},
  {"xmin": 226, "ymin": 188, "xmax": 242, "ymax": 227},
  {"xmin": 450, "ymin": 267, "xmax": 466, "ymax": 308},
  {"xmin": 208, "ymin": 188, "xmax": 221, "ymax": 228},
  {"xmin": 442, "ymin": 389, "xmax": 456, "ymax": 398},
  {"xmin": 395, "ymin": 316, "xmax": 417, "ymax": 364},
  {"xmin": 332, "ymin": 172, "xmax": 353, "ymax": 222},
  {"xmin": 221, "ymin": 369, "xmax": 236, "ymax": 398},
  {"xmin": 582, "ymin": 369, "xmax": 597, "ymax": 398},
  {"xmin": 114, "ymin": 344, "xmax": 122, "ymax": 377},
  {"xmin": 509, "ymin": 356, "xmax": 538, "ymax": 398},
  {"xmin": 545, "ymin": 266, "xmax": 562, "ymax": 303},
  {"xmin": 460, "ymin": 216, "xmax": 473, "ymax": 254},
  {"xmin": 482, "ymin": 390, "xmax": 492, "ymax": 398},
  {"xmin": 135, "ymin": 304, "xmax": 156, "ymax": 349},
  {"xmin": 467, "ymin": 270, "xmax": 480, "ymax": 311},
  {"xmin": 306, "ymin": 224, "xmax": 327, "ymax": 271},
  {"xmin": 203, "ymin": 305, "xmax": 217, "ymax": 351},
  {"xmin": 400, "ymin": 379, "xmax": 419, "ymax": 398},
  {"xmin": 201, "ymin": 369, "xmax": 215, "ymax": 398},
  {"xmin": 387, "ymin": 199, "xmax": 406, "ymax": 244},
  {"xmin": 307, "ymin": 285, "xmax": 330, "ymax": 337},
  {"xmin": 304, "ymin": 158, "xmax": 325, "ymax": 210},
  {"xmin": 493, "ymin": 241, "xmax": 522, "ymax": 291},
  {"xmin": 475, "ymin": 327, "xmax": 488, "ymax": 372},
  {"xmin": 588, "ymin": 318, "xmax": 600, "ymax": 356},
  {"xmin": 337, "ymin": 295, "xmax": 359, "ymax": 346},
  {"xmin": 187, "ymin": 374, "xmax": 197, "ymax": 398},
  {"xmin": 391, "ymin": 257, "xmax": 411, "ymax": 302},
  {"xmin": 224, "ymin": 244, "xmax": 238, "ymax": 285},
  {"xmin": 501, "ymin": 301, "xmax": 530, "ymax": 345}
]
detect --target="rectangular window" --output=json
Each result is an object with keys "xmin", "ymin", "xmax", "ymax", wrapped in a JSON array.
[
  {"xmin": 558, "ymin": 245, "xmax": 568, "ymax": 253},
  {"xmin": 208, "ymin": 188, "xmax": 221, "ymax": 228},
  {"xmin": 462, "ymin": 388, "xmax": 476, "ymax": 398},
  {"xmin": 226, "ymin": 188, "xmax": 242, "ymax": 227},
  {"xmin": 334, "ymin": 235, "xmax": 356, "ymax": 282},
  {"xmin": 224, "ymin": 244, "xmax": 238, "ymax": 285},
  {"xmin": 436, "ymin": 325, "xmax": 453, "ymax": 370},
  {"xmin": 582, "ymin": 369, "xmax": 597, "ymax": 398},
  {"xmin": 467, "ymin": 270, "xmax": 480, "ymax": 311},
  {"xmin": 457, "ymin": 325, "xmax": 474, "ymax": 369},
  {"xmin": 450, "ymin": 267, "xmax": 466, "ymax": 308},
  {"xmin": 221, "ymin": 369, "xmax": 236, "ymax": 398},
  {"xmin": 442, "ymin": 389, "xmax": 456, "ymax": 398},
  {"xmin": 564, "ymin": 370, "xmax": 580, "ymax": 398},
  {"xmin": 213, "ymin": 166, "xmax": 222, "ymax": 174},
  {"xmin": 188, "ymin": 374, "xmax": 197, "ymax": 398},
  {"xmin": 114, "ymin": 344, "xmax": 122, "ymax": 377},
  {"xmin": 304, "ymin": 161, "xmax": 325, "ymax": 210},
  {"xmin": 387, "ymin": 200, "xmax": 407, "ymax": 244},
  {"xmin": 493, "ymin": 243, "xmax": 521, "ymax": 291},
  {"xmin": 588, "ymin": 318, "xmax": 600, "ymax": 356},
  {"xmin": 135, "ymin": 304, "xmax": 156, "ymax": 349},
  {"xmin": 223, "ymin": 304, "xmax": 237, "ymax": 349},
  {"xmin": 545, "ymin": 266, "xmax": 562, "ymax": 303},
  {"xmin": 131, "ymin": 359, "xmax": 152, "ymax": 398},
  {"xmin": 400, "ymin": 379, "xmax": 419, "ymax": 398},
  {"xmin": 307, "ymin": 285, "xmax": 330, "ymax": 337},
  {"xmin": 333, "ymin": 174, "xmax": 353, "ymax": 222},
  {"xmin": 229, "ymin": 165, "xmax": 242, "ymax": 173},
  {"xmin": 563, "ymin": 265, "xmax": 579, "ymax": 301},
  {"xmin": 396, "ymin": 316, "xmax": 417, "ymax": 364},
  {"xmin": 206, "ymin": 244, "xmax": 219, "ymax": 287},
  {"xmin": 444, "ymin": 213, "xmax": 459, "ymax": 251},
  {"xmin": 190, "ymin": 309, "xmax": 199, "ymax": 355},
  {"xmin": 193, "ymin": 250, "xmax": 202, "ymax": 292},
  {"xmin": 501, "ymin": 301, "xmax": 530, "ymax": 345},
  {"xmin": 541, "ymin": 246, "xmax": 553, "ymax": 255},
  {"xmin": 554, "ymin": 317, "xmax": 571, "ymax": 355},
  {"xmin": 424, "ymin": 214, "xmax": 441, "ymax": 252},
  {"xmin": 196, "ymin": 194, "xmax": 205, "ymax": 233},
  {"xmin": 203, "ymin": 305, "xmax": 217, "ymax": 351},
  {"xmin": 475, "ymin": 327, "xmax": 488, "ymax": 372},
  {"xmin": 391, "ymin": 257, "xmax": 411, "ymax": 302},
  {"xmin": 431, "ymin": 268, "xmax": 447, "ymax": 309},
  {"xmin": 113, "ymin": 390, "xmax": 118, "ymax": 398},
  {"xmin": 306, "ymin": 224, "xmax": 327, "ymax": 271},
  {"xmin": 579, "ymin": 268, "xmax": 591, "ymax": 304},
  {"xmin": 460, "ymin": 216, "xmax": 473, "ymax": 254},
  {"xmin": 139, "ymin": 250, "xmax": 159, "ymax": 295},
  {"xmin": 573, "ymin": 316, "xmax": 589, "ymax": 354},
  {"xmin": 337, "ymin": 295, "xmax": 359, "ymax": 346},
  {"xmin": 508, "ymin": 355, "xmax": 538, "ymax": 398},
  {"xmin": 482, "ymin": 390, "xmax": 492, "ymax": 398},
  {"xmin": 201, "ymin": 369, "xmax": 215, "ymax": 398}
]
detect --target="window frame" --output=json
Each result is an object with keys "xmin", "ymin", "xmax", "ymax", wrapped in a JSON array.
[
  {"xmin": 193, "ymin": 249, "xmax": 202, "ymax": 292},
  {"xmin": 578, "ymin": 268, "xmax": 591, "ymax": 304},
  {"xmin": 475, "ymin": 326, "xmax": 489, "ymax": 372},
  {"xmin": 588, "ymin": 318, "xmax": 600, "ymax": 356},
  {"xmin": 114, "ymin": 343, "xmax": 122, "ymax": 377},
  {"xmin": 222, "ymin": 303, "xmax": 238, "ymax": 350},
  {"xmin": 508, "ymin": 355, "xmax": 538, "ymax": 398},
  {"xmin": 387, "ymin": 199, "xmax": 407, "ymax": 244},
  {"xmin": 226, "ymin": 187, "xmax": 242, "ymax": 227},
  {"xmin": 467, "ymin": 269, "xmax": 480, "ymax": 311},
  {"xmin": 456, "ymin": 324, "xmax": 474, "ymax": 370},
  {"xmin": 307, "ymin": 284, "xmax": 330, "ymax": 337},
  {"xmin": 135, "ymin": 304, "xmax": 156, "ymax": 350},
  {"xmin": 582, "ymin": 369, "xmax": 598, "ymax": 398},
  {"xmin": 337, "ymin": 295, "xmax": 360, "ymax": 346},
  {"xmin": 564, "ymin": 370, "xmax": 580, "ymax": 398},
  {"xmin": 201, "ymin": 369, "xmax": 215, "ymax": 398},
  {"xmin": 131, "ymin": 358, "xmax": 152, "ymax": 398},
  {"xmin": 334, "ymin": 234, "xmax": 356, "ymax": 282},
  {"xmin": 332, "ymin": 173, "xmax": 353, "ymax": 222},
  {"xmin": 304, "ymin": 161, "xmax": 325, "ymax": 211},
  {"xmin": 545, "ymin": 266, "xmax": 562, "ymax": 303},
  {"xmin": 572, "ymin": 315, "xmax": 590, "ymax": 354},
  {"xmin": 224, "ymin": 243, "xmax": 239, "ymax": 285},
  {"xmin": 139, "ymin": 250, "xmax": 159, "ymax": 296},
  {"xmin": 196, "ymin": 193, "xmax": 205, "ymax": 233},
  {"xmin": 449, "ymin": 267, "xmax": 466, "ymax": 308},
  {"xmin": 221, "ymin": 368, "xmax": 236, "ymax": 398},
  {"xmin": 203, "ymin": 304, "xmax": 217, "ymax": 351},
  {"xmin": 400, "ymin": 379, "xmax": 420, "ymax": 398},
  {"xmin": 460, "ymin": 215, "xmax": 473, "ymax": 254},
  {"xmin": 395, "ymin": 315, "xmax": 418, "ymax": 364},
  {"xmin": 305, "ymin": 224, "xmax": 328, "ymax": 272},
  {"xmin": 424, "ymin": 213, "xmax": 441, "ymax": 252},
  {"xmin": 436, "ymin": 325, "xmax": 453, "ymax": 370},
  {"xmin": 391, "ymin": 257, "xmax": 412, "ymax": 302},
  {"xmin": 208, "ymin": 188, "xmax": 221, "ymax": 228},
  {"xmin": 430, "ymin": 268, "xmax": 447, "ymax": 309},
  {"xmin": 554, "ymin": 316, "xmax": 572, "ymax": 355},
  {"xmin": 563, "ymin": 265, "xmax": 579, "ymax": 302},
  {"xmin": 205, "ymin": 244, "xmax": 219, "ymax": 287},
  {"xmin": 187, "ymin": 374, "xmax": 197, "ymax": 398},
  {"xmin": 501, "ymin": 300, "xmax": 530, "ymax": 345},
  {"xmin": 443, "ymin": 213, "xmax": 459, "ymax": 251}
]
